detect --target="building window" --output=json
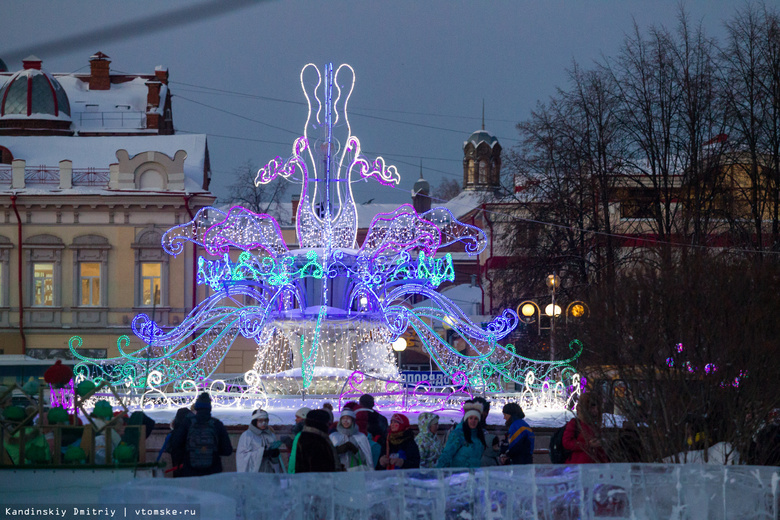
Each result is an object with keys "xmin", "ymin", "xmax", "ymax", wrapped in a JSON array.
[
  {"xmin": 80, "ymin": 263, "xmax": 101, "ymax": 306},
  {"xmin": 132, "ymin": 228, "xmax": 169, "ymax": 315},
  {"xmin": 141, "ymin": 263, "xmax": 162, "ymax": 306},
  {"xmin": 479, "ymin": 160, "xmax": 488, "ymax": 184},
  {"xmin": 70, "ymin": 235, "xmax": 110, "ymax": 320},
  {"xmin": 23, "ymin": 234, "xmax": 64, "ymax": 326},
  {"xmin": 33, "ymin": 263, "xmax": 54, "ymax": 306}
]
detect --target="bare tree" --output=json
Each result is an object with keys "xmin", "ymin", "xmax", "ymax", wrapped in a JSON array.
[
  {"xmin": 225, "ymin": 160, "xmax": 289, "ymax": 215},
  {"xmin": 579, "ymin": 255, "xmax": 780, "ymax": 464},
  {"xmin": 720, "ymin": 3, "xmax": 780, "ymax": 253},
  {"xmin": 432, "ymin": 178, "xmax": 461, "ymax": 202}
]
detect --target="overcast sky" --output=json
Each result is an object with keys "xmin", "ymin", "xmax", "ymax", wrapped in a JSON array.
[{"xmin": 2, "ymin": 0, "xmax": 738, "ymax": 204}]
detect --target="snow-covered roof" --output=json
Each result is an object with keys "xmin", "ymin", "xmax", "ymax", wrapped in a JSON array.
[
  {"xmin": 56, "ymin": 75, "xmax": 155, "ymax": 132},
  {"xmin": 444, "ymin": 190, "xmax": 488, "ymax": 218},
  {"xmin": 0, "ymin": 134, "xmax": 209, "ymax": 192}
]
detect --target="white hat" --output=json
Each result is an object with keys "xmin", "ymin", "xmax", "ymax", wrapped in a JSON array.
[
  {"xmin": 463, "ymin": 402, "xmax": 483, "ymax": 422},
  {"xmin": 340, "ymin": 408, "xmax": 357, "ymax": 420},
  {"xmin": 252, "ymin": 409, "xmax": 269, "ymax": 421},
  {"xmin": 295, "ymin": 407, "xmax": 311, "ymax": 420}
]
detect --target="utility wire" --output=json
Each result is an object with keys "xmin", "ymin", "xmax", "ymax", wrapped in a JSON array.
[
  {"xmin": 2, "ymin": 0, "xmax": 271, "ymax": 65},
  {"xmin": 175, "ymin": 95, "xmax": 300, "ymax": 136}
]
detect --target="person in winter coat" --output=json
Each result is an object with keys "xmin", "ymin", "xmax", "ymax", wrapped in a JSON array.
[
  {"xmin": 473, "ymin": 397, "xmax": 497, "ymax": 467},
  {"xmin": 164, "ymin": 407, "xmax": 194, "ymax": 477},
  {"xmin": 499, "ymin": 402, "xmax": 534, "ymax": 465},
  {"xmin": 377, "ymin": 413, "xmax": 420, "ymax": 470},
  {"xmin": 563, "ymin": 392, "xmax": 608, "ymax": 464},
  {"xmin": 356, "ymin": 394, "xmax": 388, "ymax": 440},
  {"xmin": 167, "ymin": 392, "xmax": 233, "ymax": 477},
  {"xmin": 236, "ymin": 409, "xmax": 284, "ymax": 473},
  {"xmin": 415, "ymin": 412, "xmax": 443, "ymax": 468},
  {"xmin": 329, "ymin": 408, "xmax": 373, "ymax": 471},
  {"xmin": 288, "ymin": 409, "xmax": 339, "ymax": 473},
  {"xmin": 436, "ymin": 402, "xmax": 486, "ymax": 469}
]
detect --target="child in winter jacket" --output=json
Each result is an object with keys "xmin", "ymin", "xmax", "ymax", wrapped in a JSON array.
[{"xmin": 415, "ymin": 412, "xmax": 443, "ymax": 468}]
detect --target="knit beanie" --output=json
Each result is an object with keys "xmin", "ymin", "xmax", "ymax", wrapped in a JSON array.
[
  {"xmin": 463, "ymin": 402, "xmax": 483, "ymax": 422},
  {"xmin": 252, "ymin": 409, "xmax": 269, "ymax": 422},
  {"xmin": 340, "ymin": 408, "xmax": 357, "ymax": 420},
  {"xmin": 295, "ymin": 407, "xmax": 311, "ymax": 420}
]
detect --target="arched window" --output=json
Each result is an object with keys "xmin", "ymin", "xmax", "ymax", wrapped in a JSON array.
[
  {"xmin": 468, "ymin": 159, "xmax": 476, "ymax": 185},
  {"xmin": 479, "ymin": 160, "xmax": 488, "ymax": 184}
]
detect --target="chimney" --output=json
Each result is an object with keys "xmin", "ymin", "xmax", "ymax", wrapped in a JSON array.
[
  {"xmin": 89, "ymin": 51, "xmax": 111, "ymax": 90},
  {"xmin": 22, "ymin": 55, "xmax": 42, "ymax": 70},
  {"xmin": 146, "ymin": 79, "xmax": 162, "ymax": 130},
  {"xmin": 154, "ymin": 65, "xmax": 169, "ymax": 84},
  {"xmin": 291, "ymin": 194, "xmax": 300, "ymax": 225}
]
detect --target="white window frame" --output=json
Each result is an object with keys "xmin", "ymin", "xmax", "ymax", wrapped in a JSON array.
[
  {"xmin": 132, "ymin": 228, "xmax": 169, "ymax": 311},
  {"xmin": 71, "ymin": 235, "xmax": 110, "ymax": 310},
  {"xmin": 32, "ymin": 262, "xmax": 55, "ymax": 307},
  {"xmin": 23, "ymin": 234, "xmax": 64, "ymax": 327}
]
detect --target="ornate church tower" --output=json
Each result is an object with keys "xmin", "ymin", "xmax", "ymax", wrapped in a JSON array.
[{"xmin": 462, "ymin": 104, "xmax": 501, "ymax": 191}]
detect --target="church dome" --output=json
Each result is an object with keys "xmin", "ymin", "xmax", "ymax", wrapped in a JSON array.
[
  {"xmin": 0, "ymin": 56, "xmax": 71, "ymax": 120},
  {"xmin": 413, "ymin": 175, "xmax": 430, "ymax": 195},
  {"xmin": 0, "ymin": 56, "xmax": 72, "ymax": 135},
  {"xmin": 464, "ymin": 129, "xmax": 499, "ymax": 149}
]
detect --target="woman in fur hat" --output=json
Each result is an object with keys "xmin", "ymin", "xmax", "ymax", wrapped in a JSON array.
[
  {"xmin": 436, "ymin": 401, "xmax": 487, "ymax": 468},
  {"xmin": 236, "ymin": 408, "xmax": 284, "ymax": 473},
  {"xmin": 329, "ymin": 408, "xmax": 373, "ymax": 471},
  {"xmin": 377, "ymin": 413, "xmax": 420, "ymax": 470}
]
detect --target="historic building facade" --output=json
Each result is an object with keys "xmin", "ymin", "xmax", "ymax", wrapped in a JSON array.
[{"xmin": 0, "ymin": 53, "xmax": 214, "ymax": 372}]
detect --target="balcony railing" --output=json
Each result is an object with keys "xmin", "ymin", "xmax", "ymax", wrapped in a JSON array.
[{"xmin": 72, "ymin": 168, "xmax": 110, "ymax": 186}]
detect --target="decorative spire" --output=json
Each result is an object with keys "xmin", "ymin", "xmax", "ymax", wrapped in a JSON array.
[
  {"xmin": 419, "ymin": 158, "xmax": 424, "ymax": 179},
  {"xmin": 482, "ymin": 99, "xmax": 485, "ymax": 130}
]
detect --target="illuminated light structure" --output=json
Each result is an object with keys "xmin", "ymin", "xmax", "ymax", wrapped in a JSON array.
[{"xmin": 72, "ymin": 63, "xmax": 581, "ymax": 408}]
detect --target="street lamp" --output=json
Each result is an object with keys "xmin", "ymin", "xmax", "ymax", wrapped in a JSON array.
[
  {"xmin": 392, "ymin": 337, "xmax": 407, "ymax": 370},
  {"xmin": 516, "ymin": 274, "xmax": 589, "ymax": 361},
  {"xmin": 546, "ymin": 274, "xmax": 560, "ymax": 361}
]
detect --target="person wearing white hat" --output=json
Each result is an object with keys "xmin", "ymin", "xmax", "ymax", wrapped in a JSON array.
[
  {"xmin": 236, "ymin": 408, "xmax": 284, "ymax": 473},
  {"xmin": 436, "ymin": 401, "xmax": 487, "ymax": 469},
  {"xmin": 329, "ymin": 408, "xmax": 373, "ymax": 471}
]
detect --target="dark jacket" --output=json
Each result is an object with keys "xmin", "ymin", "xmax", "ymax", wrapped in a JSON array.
[
  {"xmin": 292, "ymin": 426, "xmax": 340, "ymax": 473},
  {"xmin": 502, "ymin": 416, "xmax": 534, "ymax": 465},
  {"xmin": 377, "ymin": 429, "xmax": 420, "ymax": 470},
  {"xmin": 356, "ymin": 407, "xmax": 388, "ymax": 439},
  {"xmin": 168, "ymin": 409, "xmax": 233, "ymax": 477}
]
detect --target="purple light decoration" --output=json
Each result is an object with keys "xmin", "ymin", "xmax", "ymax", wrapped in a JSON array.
[
  {"xmin": 676, "ymin": 343, "xmax": 684, "ymax": 353},
  {"xmin": 49, "ymin": 379, "xmax": 75, "ymax": 413}
]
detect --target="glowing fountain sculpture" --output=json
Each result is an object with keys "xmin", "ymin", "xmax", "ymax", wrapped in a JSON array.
[{"xmin": 71, "ymin": 63, "xmax": 581, "ymax": 409}]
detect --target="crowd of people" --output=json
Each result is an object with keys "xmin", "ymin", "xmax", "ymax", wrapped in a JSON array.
[{"xmin": 163, "ymin": 392, "xmax": 552, "ymax": 477}]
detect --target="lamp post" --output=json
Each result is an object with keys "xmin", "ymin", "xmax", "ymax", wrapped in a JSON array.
[
  {"xmin": 517, "ymin": 275, "xmax": 588, "ymax": 362},
  {"xmin": 546, "ymin": 274, "xmax": 560, "ymax": 361}
]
